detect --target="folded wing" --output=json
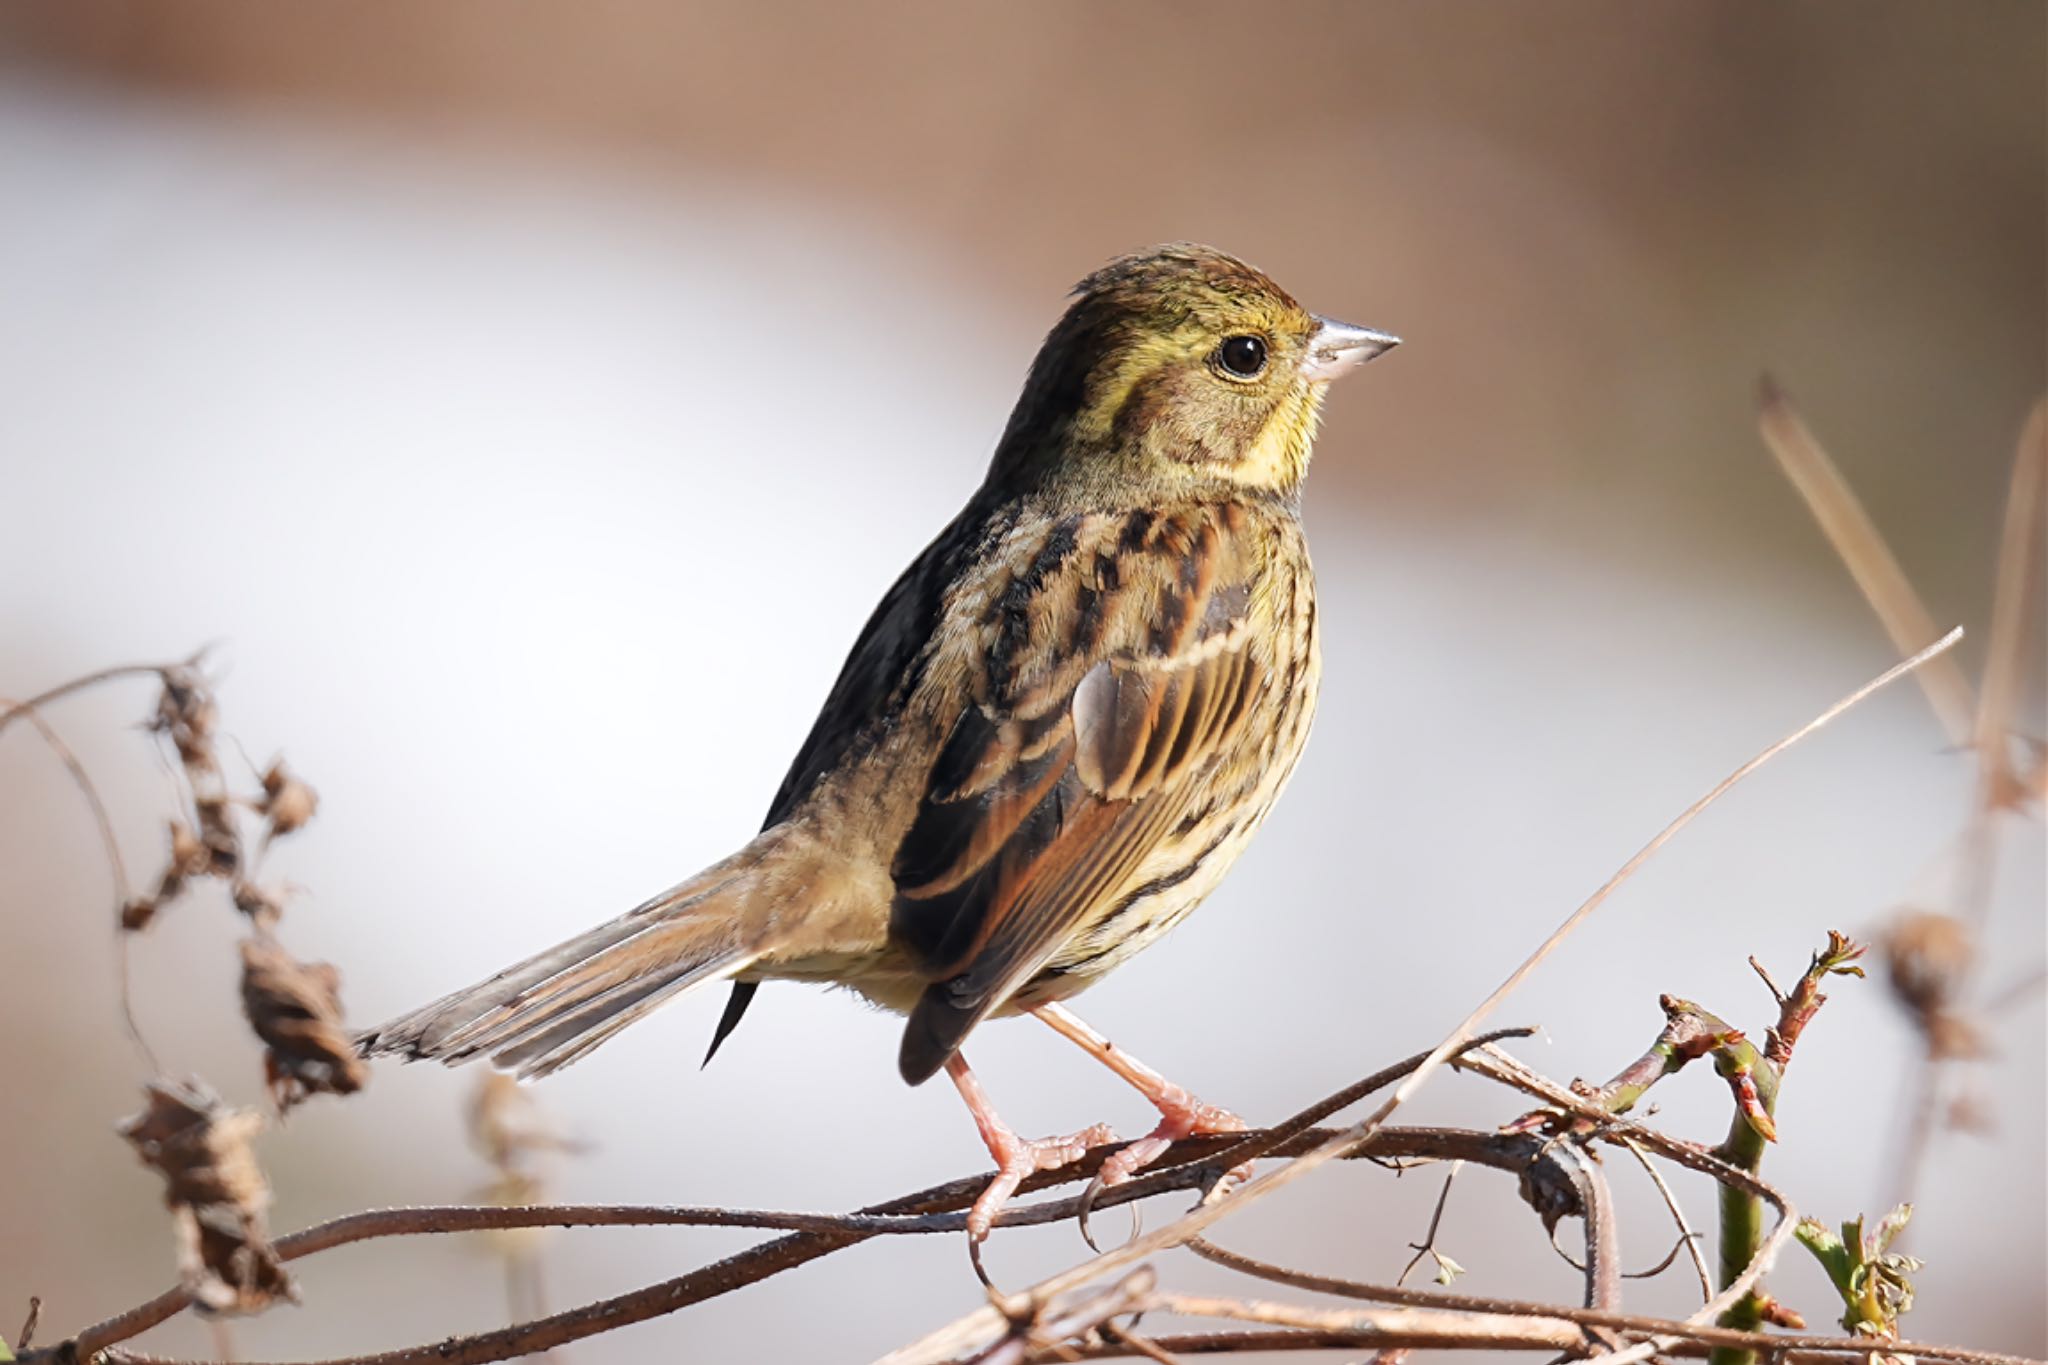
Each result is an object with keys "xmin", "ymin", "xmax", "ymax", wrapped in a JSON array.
[{"xmin": 891, "ymin": 505, "xmax": 1268, "ymax": 1082}]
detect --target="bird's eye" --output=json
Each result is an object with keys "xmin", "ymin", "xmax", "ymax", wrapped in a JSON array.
[{"xmin": 1217, "ymin": 335, "xmax": 1268, "ymax": 379}]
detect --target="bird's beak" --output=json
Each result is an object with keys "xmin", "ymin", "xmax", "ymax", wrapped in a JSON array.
[{"xmin": 1303, "ymin": 317, "xmax": 1400, "ymax": 382}]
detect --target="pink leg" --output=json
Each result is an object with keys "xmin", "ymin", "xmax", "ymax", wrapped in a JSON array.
[
  {"xmin": 944, "ymin": 1052, "xmax": 1116, "ymax": 1241},
  {"xmin": 1033, "ymin": 1003, "xmax": 1248, "ymax": 1187}
]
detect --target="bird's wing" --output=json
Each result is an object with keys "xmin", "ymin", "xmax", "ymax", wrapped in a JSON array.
[
  {"xmin": 891, "ymin": 502, "xmax": 1269, "ymax": 1083},
  {"xmin": 705, "ymin": 498, "xmax": 1006, "ymax": 1065}
]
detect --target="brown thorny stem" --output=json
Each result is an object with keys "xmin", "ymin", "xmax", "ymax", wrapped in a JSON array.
[{"xmin": 22, "ymin": 633, "xmax": 1978, "ymax": 1364}]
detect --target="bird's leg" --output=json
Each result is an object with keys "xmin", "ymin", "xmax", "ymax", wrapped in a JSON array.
[
  {"xmin": 943, "ymin": 1051, "xmax": 1116, "ymax": 1242},
  {"xmin": 1033, "ymin": 1002, "xmax": 1249, "ymax": 1188}
]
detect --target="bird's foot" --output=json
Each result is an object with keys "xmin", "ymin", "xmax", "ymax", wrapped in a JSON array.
[
  {"xmin": 1099, "ymin": 1081, "xmax": 1249, "ymax": 1188},
  {"xmin": 1074, "ymin": 1082, "xmax": 1246, "ymax": 1251},
  {"xmin": 967, "ymin": 1120, "xmax": 1119, "ymax": 1242}
]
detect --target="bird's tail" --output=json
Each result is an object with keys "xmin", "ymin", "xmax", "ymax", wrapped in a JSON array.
[{"xmin": 359, "ymin": 830, "xmax": 790, "ymax": 1079}]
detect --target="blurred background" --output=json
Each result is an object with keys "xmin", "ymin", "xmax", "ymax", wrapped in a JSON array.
[{"xmin": 1, "ymin": 3, "xmax": 2041, "ymax": 1360}]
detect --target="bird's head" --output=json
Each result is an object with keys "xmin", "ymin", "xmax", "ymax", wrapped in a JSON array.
[{"xmin": 987, "ymin": 243, "xmax": 1397, "ymax": 501}]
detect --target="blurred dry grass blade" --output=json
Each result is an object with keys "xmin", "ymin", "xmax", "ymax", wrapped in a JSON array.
[
  {"xmin": 468, "ymin": 1073, "xmax": 583, "ymax": 1173},
  {"xmin": 117, "ymin": 1079, "xmax": 298, "ymax": 1316},
  {"xmin": 1973, "ymin": 399, "xmax": 2047, "ymax": 814},
  {"xmin": 240, "ymin": 937, "xmax": 370, "ymax": 1113},
  {"xmin": 467, "ymin": 1073, "xmax": 580, "ymax": 1270},
  {"xmin": 1757, "ymin": 377, "xmax": 1979, "ymax": 746}
]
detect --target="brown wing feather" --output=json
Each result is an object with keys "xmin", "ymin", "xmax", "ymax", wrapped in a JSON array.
[{"xmin": 891, "ymin": 505, "xmax": 1266, "ymax": 1083}]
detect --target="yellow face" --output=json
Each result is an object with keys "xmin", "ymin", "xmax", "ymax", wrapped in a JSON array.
[{"xmin": 988, "ymin": 244, "xmax": 1395, "ymax": 499}]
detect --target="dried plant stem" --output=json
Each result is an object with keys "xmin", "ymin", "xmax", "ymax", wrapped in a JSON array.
[
  {"xmin": 43, "ymin": 1026, "xmax": 1519, "ymax": 1365},
  {"xmin": 1137, "ymin": 1293, "xmax": 1587, "ymax": 1352},
  {"xmin": 1621, "ymin": 1136, "xmax": 1714, "ymax": 1302},
  {"xmin": 1394, "ymin": 1162, "xmax": 1465, "ymax": 1290},
  {"xmin": 1171, "ymin": 1244, "xmax": 2033, "ymax": 1365},
  {"xmin": 1042, "ymin": 1323, "xmax": 2037, "ymax": 1364},
  {"xmin": 68, "ymin": 1124, "xmax": 1443, "ymax": 1365},
  {"xmin": 0, "ymin": 692, "xmax": 164, "ymax": 1073},
  {"xmin": 1757, "ymin": 379, "xmax": 1977, "ymax": 744},
  {"xmin": 0, "ymin": 698, "xmax": 134, "ymax": 900},
  {"xmin": 0, "ymin": 663, "xmax": 184, "ymax": 737},
  {"xmin": 1048, "ymin": 1330, "xmax": 2027, "ymax": 1362},
  {"xmin": 16, "ymin": 1298, "xmax": 41, "ymax": 1354},
  {"xmin": 1972, "ymin": 397, "xmax": 2047, "ymax": 824}
]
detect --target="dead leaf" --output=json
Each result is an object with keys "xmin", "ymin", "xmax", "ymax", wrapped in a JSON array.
[
  {"xmin": 119, "ymin": 1079, "xmax": 297, "ymax": 1315},
  {"xmin": 258, "ymin": 760, "xmax": 319, "ymax": 838},
  {"xmin": 240, "ymin": 937, "xmax": 368, "ymax": 1113}
]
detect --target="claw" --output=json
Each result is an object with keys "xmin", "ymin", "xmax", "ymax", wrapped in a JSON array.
[
  {"xmin": 1100, "ymin": 1080, "xmax": 1249, "ymax": 1188},
  {"xmin": 1030, "ymin": 1003, "xmax": 1255, "ymax": 1200},
  {"xmin": 964, "ymin": 1120, "xmax": 1117, "ymax": 1242}
]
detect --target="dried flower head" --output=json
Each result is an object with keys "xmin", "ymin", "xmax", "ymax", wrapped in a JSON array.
[
  {"xmin": 118, "ymin": 1079, "xmax": 297, "ymax": 1315},
  {"xmin": 123, "ymin": 822, "xmax": 219, "ymax": 931},
  {"xmin": 232, "ymin": 880, "xmax": 288, "ymax": 928},
  {"xmin": 466, "ymin": 1074, "xmax": 581, "ymax": 1264},
  {"xmin": 240, "ymin": 937, "xmax": 368, "ymax": 1112},
  {"xmin": 258, "ymin": 760, "xmax": 319, "ymax": 838},
  {"xmin": 151, "ymin": 667, "xmax": 219, "ymax": 767},
  {"xmin": 1880, "ymin": 909, "xmax": 1985, "ymax": 1060},
  {"xmin": 193, "ymin": 792, "xmax": 241, "ymax": 878}
]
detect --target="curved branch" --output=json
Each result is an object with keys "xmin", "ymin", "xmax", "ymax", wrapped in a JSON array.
[
  {"xmin": 0, "ymin": 664, "xmax": 182, "ymax": 737},
  {"xmin": 39, "ymin": 1023, "xmax": 1525, "ymax": 1365}
]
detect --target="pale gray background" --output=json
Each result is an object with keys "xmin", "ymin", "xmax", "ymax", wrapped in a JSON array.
[{"xmin": 1, "ymin": 6, "xmax": 2042, "ymax": 1361}]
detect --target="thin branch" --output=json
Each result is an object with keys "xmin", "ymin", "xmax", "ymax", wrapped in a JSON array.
[
  {"xmin": 880, "ymin": 629, "xmax": 1963, "ymax": 1365},
  {"xmin": 1173, "ymin": 1241, "xmax": 2033, "ymax": 1364},
  {"xmin": 1094, "ymin": 1324, "xmax": 1184, "ymax": 1365},
  {"xmin": 67, "ymin": 1128, "xmax": 1475, "ymax": 1365},
  {"xmin": 1394, "ymin": 1162, "xmax": 1463, "ymax": 1288},
  {"xmin": 969, "ymin": 1269, "xmax": 1157, "ymax": 1365},
  {"xmin": 1621, "ymin": 1136, "xmax": 1714, "ymax": 1302},
  {"xmin": 39, "ymin": 1025, "xmax": 1526, "ymax": 1365},
  {"xmin": 0, "ymin": 663, "xmax": 184, "ymax": 737},
  {"xmin": 1136, "ymin": 1293, "xmax": 1587, "ymax": 1353},
  {"xmin": 0, "ymin": 697, "xmax": 134, "ymax": 901},
  {"xmin": 0, "ymin": 693, "xmax": 161, "ymax": 1072},
  {"xmin": 1043, "ymin": 1330, "xmax": 1993, "ymax": 1361}
]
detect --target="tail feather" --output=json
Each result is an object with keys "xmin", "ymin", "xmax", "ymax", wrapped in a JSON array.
[{"xmin": 359, "ymin": 842, "xmax": 773, "ymax": 1079}]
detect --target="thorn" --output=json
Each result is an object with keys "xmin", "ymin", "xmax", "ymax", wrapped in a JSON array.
[{"xmin": 1750, "ymin": 955, "xmax": 1789, "ymax": 1007}]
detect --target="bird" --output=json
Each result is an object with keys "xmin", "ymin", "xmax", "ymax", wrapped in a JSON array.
[{"xmin": 360, "ymin": 243, "xmax": 1398, "ymax": 1242}]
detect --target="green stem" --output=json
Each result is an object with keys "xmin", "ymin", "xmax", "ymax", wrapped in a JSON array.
[
  {"xmin": 1516, "ymin": 935, "xmax": 1863, "ymax": 1365},
  {"xmin": 1712, "ymin": 1101, "xmax": 1773, "ymax": 1360}
]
